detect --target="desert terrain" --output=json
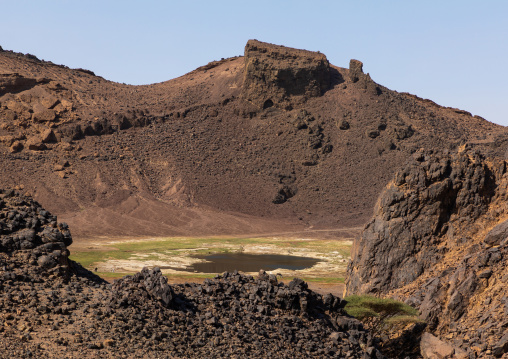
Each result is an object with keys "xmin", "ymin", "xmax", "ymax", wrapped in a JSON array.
[{"xmin": 1, "ymin": 40, "xmax": 507, "ymax": 358}]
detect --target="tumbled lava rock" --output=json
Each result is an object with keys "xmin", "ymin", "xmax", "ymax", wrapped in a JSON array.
[
  {"xmin": 111, "ymin": 266, "xmax": 174, "ymax": 308},
  {"xmin": 0, "ymin": 189, "xmax": 72, "ymax": 275},
  {"xmin": 0, "ymin": 189, "xmax": 383, "ymax": 358}
]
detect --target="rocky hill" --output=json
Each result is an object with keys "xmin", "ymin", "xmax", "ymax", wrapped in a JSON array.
[
  {"xmin": 0, "ymin": 189, "xmax": 384, "ymax": 358},
  {"xmin": 346, "ymin": 149, "xmax": 508, "ymax": 358},
  {"xmin": 1, "ymin": 40, "xmax": 506, "ymax": 238}
]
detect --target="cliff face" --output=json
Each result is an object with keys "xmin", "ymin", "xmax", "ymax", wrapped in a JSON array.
[
  {"xmin": 241, "ymin": 39, "xmax": 331, "ymax": 110},
  {"xmin": 345, "ymin": 149, "xmax": 508, "ymax": 357}
]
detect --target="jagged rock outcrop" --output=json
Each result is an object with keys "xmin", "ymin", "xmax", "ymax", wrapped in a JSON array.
[
  {"xmin": 346, "ymin": 149, "xmax": 501, "ymax": 294},
  {"xmin": 345, "ymin": 149, "xmax": 508, "ymax": 358},
  {"xmin": 0, "ymin": 73, "xmax": 38, "ymax": 95},
  {"xmin": 0, "ymin": 189, "xmax": 72, "ymax": 277},
  {"xmin": 111, "ymin": 267, "xmax": 174, "ymax": 308},
  {"xmin": 348, "ymin": 59, "xmax": 380, "ymax": 96},
  {"xmin": 241, "ymin": 39, "xmax": 331, "ymax": 109},
  {"xmin": 348, "ymin": 59, "xmax": 364, "ymax": 83}
]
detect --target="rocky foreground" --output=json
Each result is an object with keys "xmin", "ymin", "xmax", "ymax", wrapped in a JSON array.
[{"xmin": 0, "ymin": 189, "xmax": 383, "ymax": 358}]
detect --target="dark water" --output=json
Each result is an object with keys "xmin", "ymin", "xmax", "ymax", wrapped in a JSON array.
[{"xmin": 171, "ymin": 253, "xmax": 320, "ymax": 273}]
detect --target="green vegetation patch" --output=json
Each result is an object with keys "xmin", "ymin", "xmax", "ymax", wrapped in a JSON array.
[
  {"xmin": 70, "ymin": 236, "xmax": 352, "ymax": 269},
  {"xmin": 343, "ymin": 295, "xmax": 420, "ymax": 323},
  {"xmin": 69, "ymin": 250, "xmax": 129, "ymax": 269}
]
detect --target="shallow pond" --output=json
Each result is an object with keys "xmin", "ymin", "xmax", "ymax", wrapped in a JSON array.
[{"xmin": 167, "ymin": 253, "xmax": 320, "ymax": 273}]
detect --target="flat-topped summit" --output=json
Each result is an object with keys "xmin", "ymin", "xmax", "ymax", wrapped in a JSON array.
[{"xmin": 241, "ymin": 40, "xmax": 331, "ymax": 109}]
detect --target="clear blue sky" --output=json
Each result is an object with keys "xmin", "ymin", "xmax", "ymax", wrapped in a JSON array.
[{"xmin": 2, "ymin": 1, "xmax": 507, "ymax": 126}]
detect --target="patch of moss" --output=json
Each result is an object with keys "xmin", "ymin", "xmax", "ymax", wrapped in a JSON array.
[
  {"xmin": 343, "ymin": 295, "xmax": 418, "ymax": 321},
  {"xmin": 384, "ymin": 314, "xmax": 424, "ymax": 325}
]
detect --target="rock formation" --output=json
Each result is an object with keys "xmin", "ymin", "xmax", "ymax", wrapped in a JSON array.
[
  {"xmin": 0, "ymin": 189, "xmax": 72, "ymax": 277},
  {"xmin": 241, "ymin": 39, "xmax": 331, "ymax": 109},
  {"xmin": 0, "ymin": 189, "xmax": 384, "ymax": 358},
  {"xmin": 346, "ymin": 149, "xmax": 508, "ymax": 357}
]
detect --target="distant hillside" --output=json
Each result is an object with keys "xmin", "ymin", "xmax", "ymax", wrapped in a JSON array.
[{"xmin": 1, "ymin": 40, "xmax": 506, "ymax": 237}]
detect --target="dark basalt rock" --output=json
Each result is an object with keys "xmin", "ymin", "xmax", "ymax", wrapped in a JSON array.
[
  {"xmin": 484, "ymin": 219, "xmax": 508, "ymax": 246},
  {"xmin": 345, "ymin": 150, "xmax": 508, "ymax": 357},
  {"xmin": 346, "ymin": 150, "xmax": 499, "ymax": 295},
  {"xmin": 111, "ymin": 267, "xmax": 174, "ymax": 308},
  {"xmin": 241, "ymin": 40, "xmax": 331, "ymax": 109},
  {"xmin": 0, "ymin": 189, "xmax": 72, "ymax": 276},
  {"xmin": 349, "ymin": 59, "xmax": 364, "ymax": 83},
  {"xmin": 0, "ymin": 190, "xmax": 384, "ymax": 358},
  {"xmin": 348, "ymin": 59, "xmax": 380, "ymax": 95}
]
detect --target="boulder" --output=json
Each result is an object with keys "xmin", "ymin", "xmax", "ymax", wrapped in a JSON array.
[
  {"xmin": 366, "ymin": 129, "xmax": 380, "ymax": 138},
  {"xmin": 112, "ymin": 267, "xmax": 174, "ymax": 308},
  {"xmin": 272, "ymin": 185, "xmax": 297, "ymax": 204},
  {"xmin": 2, "ymin": 109, "xmax": 17, "ymax": 122},
  {"xmin": 26, "ymin": 137, "xmax": 47, "ymax": 151},
  {"xmin": 40, "ymin": 95, "xmax": 59, "ymax": 109},
  {"xmin": 6, "ymin": 100, "xmax": 29, "ymax": 113},
  {"xmin": 484, "ymin": 219, "xmax": 508, "ymax": 246},
  {"xmin": 37, "ymin": 255, "xmax": 58, "ymax": 269},
  {"xmin": 338, "ymin": 120, "xmax": 350, "ymax": 130},
  {"xmin": 32, "ymin": 107, "xmax": 56, "ymax": 122},
  {"xmin": 53, "ymin": 99, "xmax": 73, "ymax": 115},
  {"xmin": 420, "ymin": 333, "xmax": 467, "ymax": 359},
  {"xmin": 9, "ymin": 140, "xmax": 23, "ymax": 153},
  {"xmin": 492, "ymin": 332, "xmax": 508, "ymax": 357},
  {"xmin": 41, "ymin": 128, "xmax": 57, "ymax": 143}
]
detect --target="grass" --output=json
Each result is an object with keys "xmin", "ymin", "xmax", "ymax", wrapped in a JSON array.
[
  {"xmin": 384, "ymin": 315, "xmax": 424, "ymax": 325},
  {"xmin": 70, "ymin": 236, "xmax": 351, "ymax": 268},
  {"xmin": 343, "ymin": 295, "xmax": 421, "ymax": 325},
  {"xmin": 70, "ymin": 250, "xmax": 128, "ymax": 268},
  {"xmin": 69, "ymin": 236, "xmax": 352, "ymax": 288}
]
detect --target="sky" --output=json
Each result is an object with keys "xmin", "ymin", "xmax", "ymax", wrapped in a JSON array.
[{"xmin": 2, "ymin": 1, "xmax": 508, "ymax": 126}]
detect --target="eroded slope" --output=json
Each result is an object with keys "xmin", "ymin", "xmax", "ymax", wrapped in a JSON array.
[{"xmin": 0, "ymin": 41, "xmax": 507, "ymax": 237}]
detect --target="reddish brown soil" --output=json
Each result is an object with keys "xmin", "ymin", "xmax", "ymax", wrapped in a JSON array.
[{"xmin": 1, "ymin": 41, "xmax": 507, "ymax": 241}]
